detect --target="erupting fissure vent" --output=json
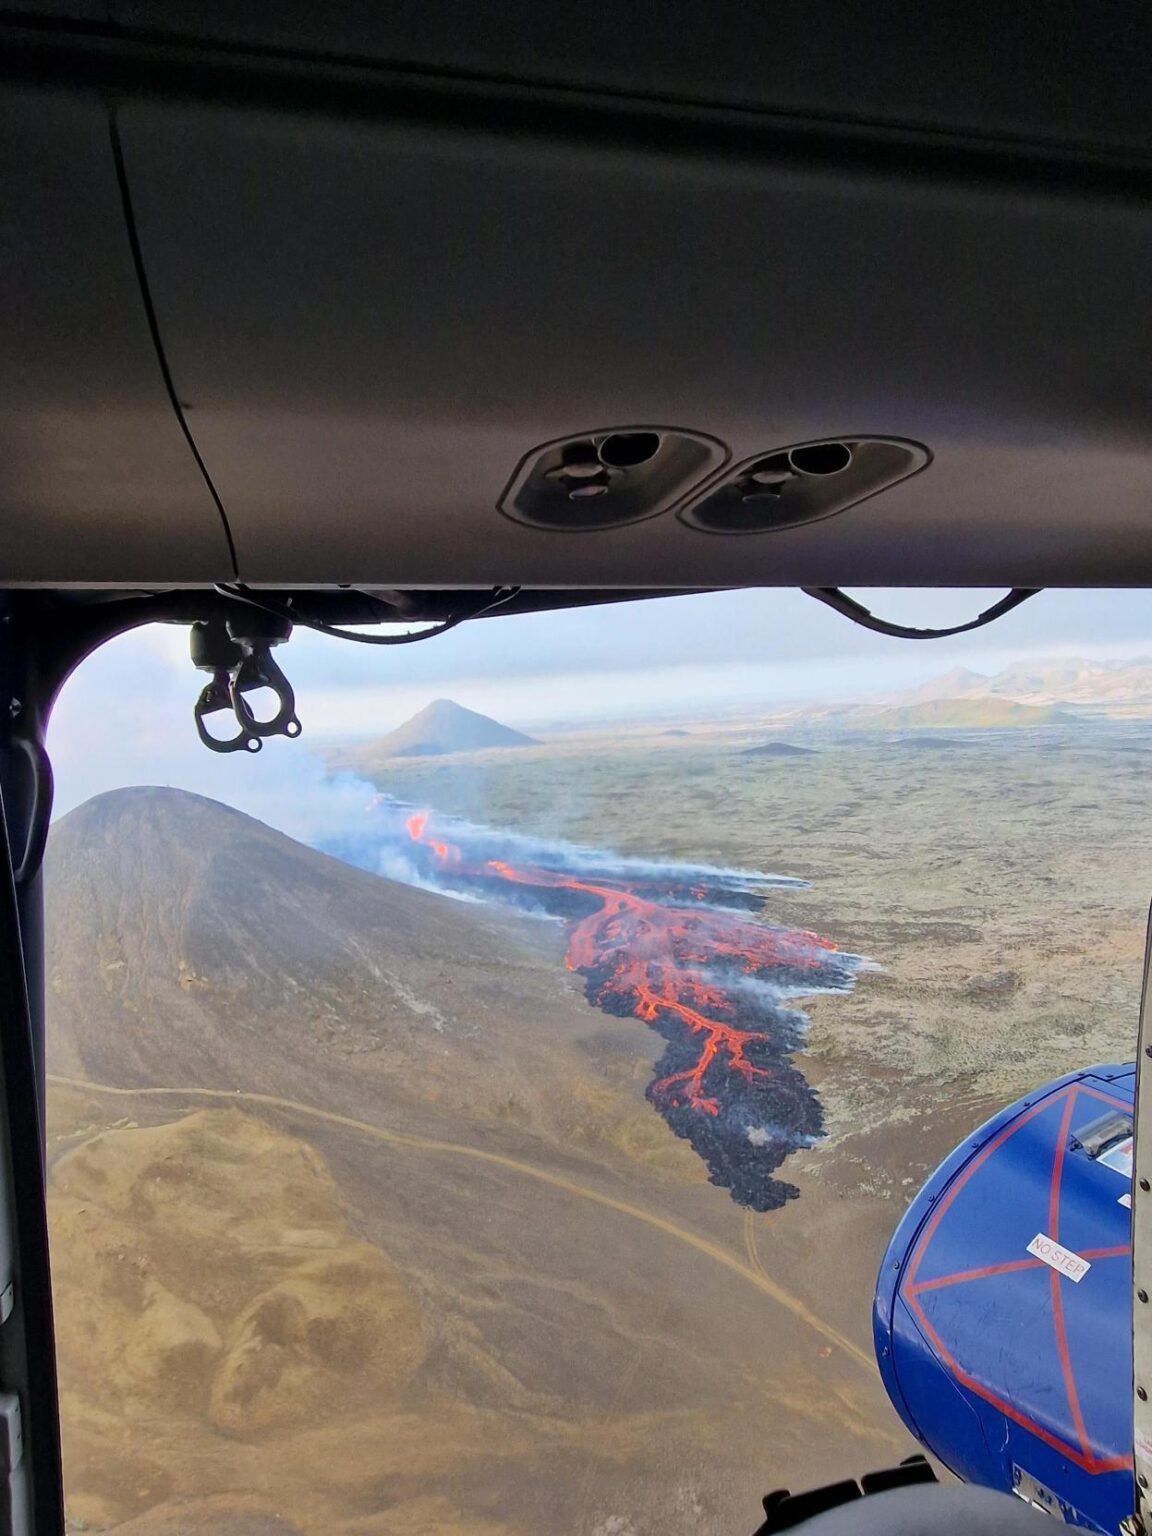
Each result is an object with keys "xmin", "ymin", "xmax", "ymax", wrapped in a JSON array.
[{"xmin": 399, "ymin": 812, "xmax": 867, "ymax": 1210}]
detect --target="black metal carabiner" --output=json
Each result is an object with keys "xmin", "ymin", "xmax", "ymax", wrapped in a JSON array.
[
  {"xmin": 194, "ymin": 670, "xmax": 263, "ymax": 754},
  {"xmin": 228, "ymin": 645, "xmax": 302, "ymax": 740},
  {"xmin": 190, "ymin": 614, "xmax": 302, "ymax": 752}
]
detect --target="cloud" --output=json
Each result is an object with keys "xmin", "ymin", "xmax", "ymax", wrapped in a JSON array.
[{"xmin": 48, "ymin": 629, "xmax": 380, "ymax": 840}]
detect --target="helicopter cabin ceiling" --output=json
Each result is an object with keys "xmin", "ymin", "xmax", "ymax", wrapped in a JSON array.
[{"xmin": 1, "ymin": 2, "xmax": 1151, "ymax": 588}]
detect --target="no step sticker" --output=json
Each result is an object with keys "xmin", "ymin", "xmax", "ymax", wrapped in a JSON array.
[{"xmin": 1028, "ymin": 1233, "xmax": 1091, "ymax": 1282}]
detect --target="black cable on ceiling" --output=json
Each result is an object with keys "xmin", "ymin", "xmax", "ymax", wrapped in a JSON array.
[{"xmin": 214, "ymin": 583, "xmax": 522, "ymax": 644}]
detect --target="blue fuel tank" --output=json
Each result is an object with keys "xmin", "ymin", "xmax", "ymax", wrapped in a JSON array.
[{"xmin": 874, "ymin": 1064, "xmax": 1135, "ymax": 1534}]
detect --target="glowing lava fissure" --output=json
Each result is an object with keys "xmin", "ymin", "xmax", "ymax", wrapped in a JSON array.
[{"xmin": 348, "ymin": 809, "xmax": 870, "ymax": 1213}]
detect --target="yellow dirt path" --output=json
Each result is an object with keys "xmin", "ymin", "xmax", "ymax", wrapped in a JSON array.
[{"xmin": 48, "ymin": 1073, "xmax": 875, "ymax": 1374}]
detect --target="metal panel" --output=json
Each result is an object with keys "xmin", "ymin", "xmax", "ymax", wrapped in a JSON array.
[
  {"xmin": 0, "ymin": 776, "xmax": 63, "ymax": 1536},
  {"xmin": 109, "ymin": 1, "xmax": 1152, "ymax": 160},
  {"xmin": 878, "ymin": 1069, "xmax": 1137, "ymax": 1535},
  {"xmin": 115, "ymin": 96, "xmax": 1152, "ymax": 586},
  {"xmin": 0, "ymin": 88, "xmax": 234, "ymax": 584},
  {"xmin": 1131, "ymin": 909, "xmax": 1152, "ymax": 1531}
]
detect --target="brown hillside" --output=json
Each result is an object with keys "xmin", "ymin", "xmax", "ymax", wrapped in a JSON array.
[
  {"xmin": 45, "ymin": 787, "xmax": 681, "ymax": 1168},
  {"xmin": 44, "ymin": 788, "xmax": 911, "ymax": 1536}
]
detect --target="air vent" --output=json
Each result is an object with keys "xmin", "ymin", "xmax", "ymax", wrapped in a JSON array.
[
  {"xmin": 679, "ymin": 437, "xmax": 930, "ymax": 535},
  {"xmin": 499, "ymin": 427, "xmax": 727, "ymax": 531}
]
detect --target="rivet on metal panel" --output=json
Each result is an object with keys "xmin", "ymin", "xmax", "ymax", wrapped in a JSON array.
[
  {"xmin": 1140, "ymin": 1291, "xmax": 1150, "ymax": 1304},
  {"xmin": 1141, "ymin": 1179, "xmax": 1150, "ymax": 1192},
  {"xmin": 1139, "ymin": 1387, "xmax": 1148, "ymax": 1400},
  {"xmin": 1139, "ymin": 1475, "xmax": 1148, "ymax": 1491}
]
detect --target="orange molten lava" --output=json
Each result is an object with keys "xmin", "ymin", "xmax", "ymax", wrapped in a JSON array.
[
  {"xmin": 405, "ymin": 811, "xmax": 455, "ymax": 865},
  {"xmin": 413, "ymin": 822, "xmax": 836, "ymax": 1119}
]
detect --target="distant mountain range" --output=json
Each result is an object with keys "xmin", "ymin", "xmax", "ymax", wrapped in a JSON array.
[
  {"xmin": 787, "ymin": 657, "xmax": 1152, "ymax": 727},
  {"xmin": 883, "ymin": 658, "xmax": 1152, "ymax": 713}
]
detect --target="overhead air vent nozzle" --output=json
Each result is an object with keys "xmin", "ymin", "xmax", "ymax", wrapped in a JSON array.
[
  {"xmin": 500, "ymin": 427, "xmax": 727, "ymax": 531},
  {"xmin": 787, "ymin": 440, "xmax": 853, "ymax": 476},
  {"xmin": 679, "ymin": 436, "xmax": 930, "ymax": 535}
]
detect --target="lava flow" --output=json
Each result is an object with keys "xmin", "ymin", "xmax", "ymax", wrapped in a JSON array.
[{"xmin": 397, "ymin": 811, "xmax": 866, "ymax": 1212}]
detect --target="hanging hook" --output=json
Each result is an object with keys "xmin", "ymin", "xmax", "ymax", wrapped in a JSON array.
[
  {"xmin": 229, "ymin": 644, "xmax": 302, "ymax": 740},
  {"xmin": 193, "ymin": 671, "xmax": 263, "ymax": 754},
  {"xmin": 189, "ymin": 619, "xmax": 262, "ymax": 754}
]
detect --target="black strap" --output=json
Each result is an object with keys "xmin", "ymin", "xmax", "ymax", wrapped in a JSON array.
[{"xmin": 801, "ymin": 586, "xmax": 1041, "ymax": 640}]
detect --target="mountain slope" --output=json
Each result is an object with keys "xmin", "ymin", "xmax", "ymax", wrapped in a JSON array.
[
  {"xmin": 44, "ymin": 787, "xmax": 660, "ymax": 1162},
  {"xmin": 888, "ymin": 666, "xmax": 990, "ymax": 705},
  {"xmin": 353, "ymin": 699, "xmax": 537, "ymax": 760},
  {"xmin": 864, "ymin": 698, "xmax": 1072, "ymax": 729},
  {"xmin": 852, "ymin": 656, "xmax": 1152, "ymax": 720},
  {"xmin": 47, "ymin": 786, "xmax": 500, "ymax": 1086},
  {"xmin": 985, "ymin": 657, "xmax": 1152, "ymax": 708},
  {"xmin": 43, "ymin": 788, "xmax": 905, "ymax": 1534}
]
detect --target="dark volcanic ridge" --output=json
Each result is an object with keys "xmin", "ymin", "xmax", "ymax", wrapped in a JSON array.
[
  {"xmin": 333, "ymin": 803, "xmax": 868, "ymax": 1211},
  {"xmin": 741, "ymin": 742, "xmax": 816, "ymax": 758},
  {"xmin": 894, "ymin": 734, "xmax": 970, "ymax": 750}
]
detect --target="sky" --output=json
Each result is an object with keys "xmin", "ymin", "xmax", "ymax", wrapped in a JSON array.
[{"xmin": 46, "ymin": 587, "xmax": 1152, "ymax": 837}]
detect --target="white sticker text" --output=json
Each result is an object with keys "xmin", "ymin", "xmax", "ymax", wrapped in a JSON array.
[{"xmin": 1027, "ymin": 1233, "xmax": 1091, "ymax": 1283}]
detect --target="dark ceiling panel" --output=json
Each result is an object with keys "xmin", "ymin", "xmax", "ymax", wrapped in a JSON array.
[
  {"xmin": 110, "ymin": 1, "xmax": 1152, "ymax": 160},
  {"xmin": 0, "ymin": 88, "xmax": 234, "ymax": 583},
  {"xmin": 115, "ymin": 99, "xmax": 1152, "ymax": 587},
  {"xmin": 1, "ymin": 1, "xmax": 107, "ymax": 16}
]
